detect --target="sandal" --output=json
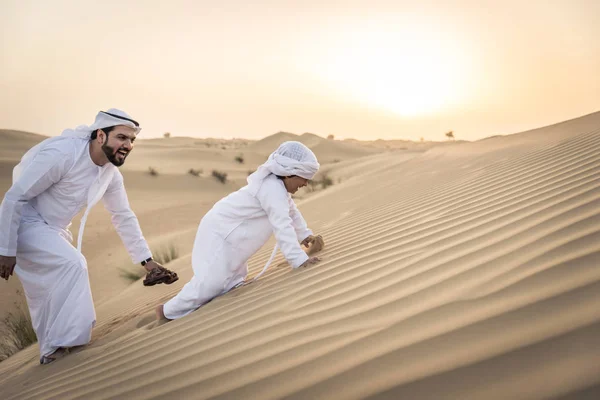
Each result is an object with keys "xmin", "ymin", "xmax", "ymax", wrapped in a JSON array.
[
  {"xmin": 40, "ymin": 347, "xmax": 70, "ymax": 365},
  {"xmin": 143, "ymin": 266, "xmax": 179, "ymax": 286}
]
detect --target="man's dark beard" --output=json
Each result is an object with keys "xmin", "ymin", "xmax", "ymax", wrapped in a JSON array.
[{"xmin": 102, "ymin": 143, "xmax": 128, "ymax": 167}]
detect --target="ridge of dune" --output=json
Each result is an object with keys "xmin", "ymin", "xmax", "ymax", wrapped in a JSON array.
[
  {"xmin": 1, "ymin": 113, "xmax": 599, "ymax": 399},
  {"xmin": 448, "ymin": 110, "xmax": 600, "ymax": 156},
  {"xmin": 0, "ymin": 129, "xmax": 48, "ymax": 141},
  {"xmin": 249, "ymin": 131, "xmax": 305, "ymax": 152},
  {"xmin": 249, "ymin": 131, "xmax": 382, "ymax": 163},
  {"xmin": 0, "ymin": 130, "xmax": 47, "ymax": 163}
]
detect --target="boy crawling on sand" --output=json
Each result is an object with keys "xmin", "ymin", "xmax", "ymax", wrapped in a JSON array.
[{"xmin": 157, "ymin": 141, "xmax": 324, "ymax": 321}]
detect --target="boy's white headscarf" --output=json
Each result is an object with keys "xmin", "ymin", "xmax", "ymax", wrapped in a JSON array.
[{"xmin": 247, "ymin": 141, "xmax": 320, "ymax": 196}]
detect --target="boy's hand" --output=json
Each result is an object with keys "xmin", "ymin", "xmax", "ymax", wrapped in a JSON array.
[{"xmin": 302, "ymin": 234, "xmax": 324, "ymax": 255}]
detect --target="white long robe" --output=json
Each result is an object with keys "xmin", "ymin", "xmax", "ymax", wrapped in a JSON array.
[
  {"xmin": 163, "ymin": 174, "xmax": 312, "ymax": 319},
  {"xmin": 0, "ymin": 137, "xmax": 151, "ymax": 358}
]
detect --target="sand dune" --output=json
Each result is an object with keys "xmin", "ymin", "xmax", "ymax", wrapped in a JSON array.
[
  {"xmin": 249, "ymin": 132, "xmax": 382, "ymax": 163},
  {"xmin": 0, "ymin": 112, "xmax": 599, "ymax": 399},
  {"xmin": 0, "ymin": 130, "xmax": 46, "ymax": 154}
]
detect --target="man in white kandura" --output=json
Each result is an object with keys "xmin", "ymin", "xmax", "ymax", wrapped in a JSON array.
[
  {"xmin": 0, "ymin": 109, "xmax": 178, "ymax": 364},
  {"xmin": 157, "ymin": 141, "xmax": 324, "ymax": 321}
]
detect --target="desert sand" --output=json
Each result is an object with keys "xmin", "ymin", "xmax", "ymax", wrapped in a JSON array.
[{"xmin": 0, "ymin": 112, "xmax": 599, "ymax": 399}]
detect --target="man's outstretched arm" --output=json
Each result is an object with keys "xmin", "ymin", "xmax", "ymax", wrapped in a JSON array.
[{"xmin": 102, "ymin": 172, "xmax": 153, "ymax": 265}]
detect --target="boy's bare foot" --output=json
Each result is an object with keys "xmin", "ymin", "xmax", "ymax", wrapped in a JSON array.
[{"xmin": 155, "ymin": 304, "xmax": 171, "ymax": 322}]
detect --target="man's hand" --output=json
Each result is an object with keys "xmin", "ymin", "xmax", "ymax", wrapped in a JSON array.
[
  {"xmin": 302, "ymin": 234, "xmax": 324, "ymax": 255},
  {"xmin": 299, "ymin": 256, "xmax": 321, "ymax": 268},
  {"xmin": 0, "ymin": 255, "xmax": 17, "ymax": 281},
  {"xmin": 143, "ymin": 259, "xmax": 163, "ymax": 272}
]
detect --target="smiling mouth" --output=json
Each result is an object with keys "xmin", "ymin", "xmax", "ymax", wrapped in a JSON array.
[{"xmin": 117, "ymin": 149, "xmax": 129, "ymax": 156}]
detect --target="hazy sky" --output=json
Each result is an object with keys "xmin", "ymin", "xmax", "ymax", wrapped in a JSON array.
[{"xmin": 1, "ymin": 0, "xmax": 598, "ymax": 141}]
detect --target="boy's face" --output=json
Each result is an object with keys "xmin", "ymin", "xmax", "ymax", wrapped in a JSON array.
[{"xmin": 283, "ymin": 175, "xmax": 309, "ymax": 194}]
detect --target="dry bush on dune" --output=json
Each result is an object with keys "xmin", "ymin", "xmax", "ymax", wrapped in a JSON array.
[
  {"xmin": 306, "ymin": 180, "xmax": 319, "ymax": 192},
  {"xmin": 305, "ymin": 170, "xmax": 335, "ymax": 192},
  {"xmin": 320, "ymin": 171, "xmax": 334, "ymax": 189},
  {"xmin": 119, "ymin": 268, "xmax": 145, "ymax": 283},
  {"xmin": 0, "ymin": 296, "xmax": 37, "ymax": 362},
  {"xmin": 212, "ymin": 170, "xmax": 228, "ymax": 184},
  {"xmin": 234, "ymin": 154, "xmax": 244, "ymax": 164},
  {"xmin": 188, "ymin": 168, "xmax": 202, "ymax": 177},
  {"xmin": 153, "ymin": 243, "xmax": 179, "ymax": 265},
  {"xmin": 148, "ymin": 167, "xmax": 159, "ymax": 176}
]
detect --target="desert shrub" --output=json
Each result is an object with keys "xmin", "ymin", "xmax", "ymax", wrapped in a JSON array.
[
  {"xmin": 148, "ymin": 167, "xmax": 158, "ymax": 176},
  {"xmin": 320, "ymin": 172, "xmax": 334, "ymax": 189},
  {"xmin": 119, "ymin": 268, "xmax": 145, "ymax": 282},
  {"xmin": 305, "ymin": 180, "xmax": 319, "ymax": 192},
  {"xmin": 153, "ymin": 243, "xmax": 179, "ymax": 265},
  {"xmin": 188, "ymin": 168, "xmax": 202, "ymax": 177},
  {"xmin": 304, "ymin": 171, "xmax": 334, "ymax": 192},
  {"xmin": 234, "ymin": 154, "xmax": 244, "ymax": 164},
  {"xmin": 212, "ymin": 170, "xmax": 228, "ymax": 184},
  {"xmin": 0, "ymin": 301, "xmax": 37, "ymax": 362},
  {"xmin": 163, "ymin": 132, "xmax": 171, "ymax": 138}
]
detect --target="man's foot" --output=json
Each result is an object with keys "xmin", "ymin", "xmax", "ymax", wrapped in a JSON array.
[
  {"xmin": 40, "ymin": 347, "xmax": 70, "ymax": 365},
  {"xmin": 155, "ymin": 304, "xmax": 172, "ymax": 322}
]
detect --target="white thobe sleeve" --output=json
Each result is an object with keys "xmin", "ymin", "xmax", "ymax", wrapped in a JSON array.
[
  {"xmin": 288, "ymin": 198, "xmax": 313, "ymax": 242},
  {"xmin": 102, "ymin": 171, "xmax": 152, "ymax": 264},
  {"xmin": 257, "ymin": 180, "xmax": 309, "ymax": 268},
  {"xmin": 0, "ymin": 144, "xmax": 72, "ymax": 256}
]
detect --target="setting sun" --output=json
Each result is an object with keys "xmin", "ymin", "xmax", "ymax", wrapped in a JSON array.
[{"xmin": 309, "ymin": 23, "xmax": 472, "ymax": 117}]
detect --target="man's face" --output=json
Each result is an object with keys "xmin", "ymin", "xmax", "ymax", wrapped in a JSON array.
[
  {"xmin": 101, "ymin": 125, "xmax": 137, "ymax": 167},
  {"xmin": 283, "ymin": 175, "xmax": 309, "ymax": 194}
]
